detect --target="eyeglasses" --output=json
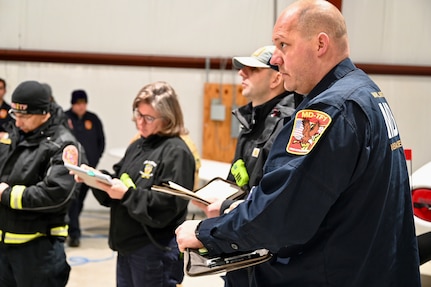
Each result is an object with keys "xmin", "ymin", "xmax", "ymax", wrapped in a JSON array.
[
  {"xmin": 8, "ymin": 109, "xmax": 33, "ymax": 120},
  {"xmin": 133, "ymin": 109, "xmax": 162, "ymax": 123}
]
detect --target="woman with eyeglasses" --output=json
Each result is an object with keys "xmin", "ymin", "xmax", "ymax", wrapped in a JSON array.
[{"xmin": 73, "ymin": 81, "xmax": 195, "ymax": 287}]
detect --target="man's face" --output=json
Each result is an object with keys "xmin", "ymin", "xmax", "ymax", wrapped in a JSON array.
[
  {"xmin": 12, "ymin": 112, "xmax": 49, "ymax": 133},
  {"xmin": 238, "ymin": 67, "xmax": 274, "ymax": 103},
  {"xmin": 0, "ymin": 82, "xmax": 6, "ymax": 101},
  {"xmin": 71, "ymin": 101, "xmax": 87, "ymax": 118},
  {"xmin": 271, "ymin": 14, "xmax": 317, "ymax": 95}
]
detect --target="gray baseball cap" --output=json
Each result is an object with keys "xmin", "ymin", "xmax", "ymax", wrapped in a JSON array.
[{"xmin": 232, "ymin": 45, "xmax": 278, "ymax": 71}]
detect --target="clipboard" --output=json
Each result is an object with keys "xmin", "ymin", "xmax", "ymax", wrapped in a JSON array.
[
  {"xmin": 151, "ymin": 177, "xmax": 244, "ymax": 205},
  {"xmin": 184, "ymin": 248, "xmax": 272, "ymax": 277},
  {"xmin": 64, "ymin": 163, "xmax": 113, "ymax": 188}
]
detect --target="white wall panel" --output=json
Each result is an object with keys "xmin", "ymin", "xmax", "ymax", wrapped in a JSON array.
[
  {"xmin": 343, "ymin": 0, "xmax": 431, "ymax": 65},
  {"xmin": 1, "ymin": 0, "xmax": 431, "ymax": 209},
  {"xmin": 1, "ymin": 0, "xmax": 287, "ymax": 56}
]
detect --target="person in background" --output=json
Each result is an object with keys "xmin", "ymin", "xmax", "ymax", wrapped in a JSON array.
[
  {"xmin": 65, "ymin": 89, "xmax": 105, "ymax": 247},
  {"xmin": 0, "ymin": 80, "xmax": 82, "ymax": 286},
  {"xmin": 195, "ymin": 45, "xmax": 302, "ymax": 217},
  {"xmin": 0, "ymin": 78, "xmax": 13, "ymax": 133},
  {"xmin": 192, "ymin": 45, "xmax": 302, "ymax": 286},
  {"xmin": 176, "ymin": 1, "xmax": 421, "ymax": 286},
  {"xmin": 41, "ymin": 83, "xmax": 70, "ymax": 128},
  {"xmin": 41, "ymin": 82, "xmax": 55, "ymax": 102},
  {"xmin": 72, "ymin": 81, "xmax": 195, "ymax": 287},
  {"xmin": 180, "ymin": 133, "xmax": 201, "ymax": 189}
]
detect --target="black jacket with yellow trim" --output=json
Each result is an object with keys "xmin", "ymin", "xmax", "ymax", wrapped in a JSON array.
[
  {"xmin": 92, "ymin": 134, "xmax": 195, "ymax": 254},
  {"xmin": 0, "ymin": 104, "xmax": 81, "ymax": 244}
]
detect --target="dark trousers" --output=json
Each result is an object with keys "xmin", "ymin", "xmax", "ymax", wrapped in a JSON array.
[
  {"xmin": 116, "ymin": 237, "xmax": 184, "ymax": 287},
  {"xmin": 68, "ymin": 183, "xmax": 90, "ymax": 239},
  {"xmin": 224, "ymin": 268, "xmax": 252, "ymax": 287},
  {"xmin": 0, "ymin": 237, "xmax": 70, "ymax": 287},
  {"xmin": 418, "ymin": 231, "xmax": 431, "ymax": 265},
  {"xmin": 224, "ymin": 257, "xmax": 292, "ymax": 287}
]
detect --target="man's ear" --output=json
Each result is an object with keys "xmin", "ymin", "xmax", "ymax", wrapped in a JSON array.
[
  {"xmin": 317, "ymin": 32, "xmax": 329, "ymax": 55},
  {"xmin": 270, "ymin": 71, "xmax": 283, "ymax": 89},
  {"xmin": 42, "ymin": 112, "xmax": 51, "ymax": 123}
]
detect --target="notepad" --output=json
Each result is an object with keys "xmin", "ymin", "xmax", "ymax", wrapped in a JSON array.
[
  {"xmin": 64, "ymin": 163, "xmax": 113, "ymax": 188},
  {"xmin": 151, "ymin": 177, "xmax": 244, "ymax": 205}
]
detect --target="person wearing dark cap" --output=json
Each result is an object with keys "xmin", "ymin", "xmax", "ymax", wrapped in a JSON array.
[
  {"xmin": 0, "ymin": 80, "xmax": 83, "ymax": 286},
  {"xmin": 191, "ymin": 45, "xmax": 302, "ymax": 287},
  {"xmin": 65, "ymin": 89, "xmax": 105, "ymax": 247},
  {"xmin": 0, "ymin": 78, "xmax": 13, "ymax": 134},
  {"xmin": 41, "ymin": 82, "xmax": 55, "ymax": 102}
]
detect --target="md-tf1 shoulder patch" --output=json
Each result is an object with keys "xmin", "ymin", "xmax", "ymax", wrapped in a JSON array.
[{"xmin": 286, "ymin": 109, "xmax": 332, "ymax": 155}]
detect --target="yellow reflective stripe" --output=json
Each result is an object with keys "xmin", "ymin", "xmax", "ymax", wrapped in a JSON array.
[
  {"xmin": 10, "ymin": 185, "xmax": 25, "ymax": 209},
  {"xmin": 0, "ymin": 225, "xmax": 68, "ymax": 244},
  {"xmin": 4, "ymin": 232, "xmax": 45, "ymax": 244},
  {"xmin": 50, "ymin": 225, "xmax": 68, "ymax": 237},
  {"xmin": 120, "ymin": 173, "xmax": 136, "ymax": 189},
  {"xmin": 0, "ymin": 138, "xmax": 11, "ymax": 144}
]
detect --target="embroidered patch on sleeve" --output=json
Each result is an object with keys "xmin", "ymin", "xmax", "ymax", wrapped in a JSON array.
[
  {"xmin": 286, "ymin": 109, "xmax": 332, "ymax": 155},
  {"xmin": 62, "ymin": 145, "xmax": 79, "ymax": 165}
]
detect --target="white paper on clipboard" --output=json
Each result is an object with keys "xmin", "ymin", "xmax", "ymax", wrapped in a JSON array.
[
  {"xmin": 64, "ymin": 163, "xmax": 113, "ymax": 188},
  {"xmin": 151, "ymin": 177, "xmax": 244, "ymax": 205}
]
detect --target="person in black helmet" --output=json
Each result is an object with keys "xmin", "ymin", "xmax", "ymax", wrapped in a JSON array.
[{"xmin": 0, "ymin": 80, "xmax": 82, "ymax": 287}]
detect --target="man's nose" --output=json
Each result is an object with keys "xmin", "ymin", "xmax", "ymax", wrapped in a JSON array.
[{"xmin": 270, "ymin": 49, "xmax": 281, "ymax": 66}]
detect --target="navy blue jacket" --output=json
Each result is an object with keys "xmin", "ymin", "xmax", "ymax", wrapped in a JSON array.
[
  {"xmin": 65, "ymin": 109, "xmax": 105, "ymax": 167},
  {"xmin": 197, "ymin": 58, "xmax": 420, "ymax": 286}
]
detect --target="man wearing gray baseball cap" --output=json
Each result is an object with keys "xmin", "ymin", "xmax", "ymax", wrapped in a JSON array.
[
  {"xmin": 232, "ymin": 45, "xmax": 280, "ymax": 71},
  {"xmin": 192, "ymin": 46, "xmax": 302, "ymax": 287}
]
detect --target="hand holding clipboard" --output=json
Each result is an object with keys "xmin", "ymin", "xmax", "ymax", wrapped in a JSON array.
[{"xmin": 64, "ymin": 163, "xmax": 113, "ymax": 189}]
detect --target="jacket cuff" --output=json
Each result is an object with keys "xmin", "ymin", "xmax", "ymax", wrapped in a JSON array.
[{"xmin": 220, "ymin": 199, "xmax": 235, "ymax": 215}]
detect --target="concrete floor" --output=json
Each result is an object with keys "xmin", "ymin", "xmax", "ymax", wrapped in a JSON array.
[
  {"xmin": 66, "ymin": 209, "xmax": 431, "ymax": 287},
  {"xmin": 421, "ymin": 263, "xmax": 431, "ymax": 287},
  {"xmin": 65, "ymin": 209, "xmax": 224, "ymax": 287}
]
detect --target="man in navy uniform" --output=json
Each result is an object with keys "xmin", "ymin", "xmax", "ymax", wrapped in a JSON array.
[
  {"xmin": 176, "ymin": 1, "xmax": 420, "ymax": 286},
  {"xmin": 65, "ymin": 89, "xmax": 105, "ymax": 247}
]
